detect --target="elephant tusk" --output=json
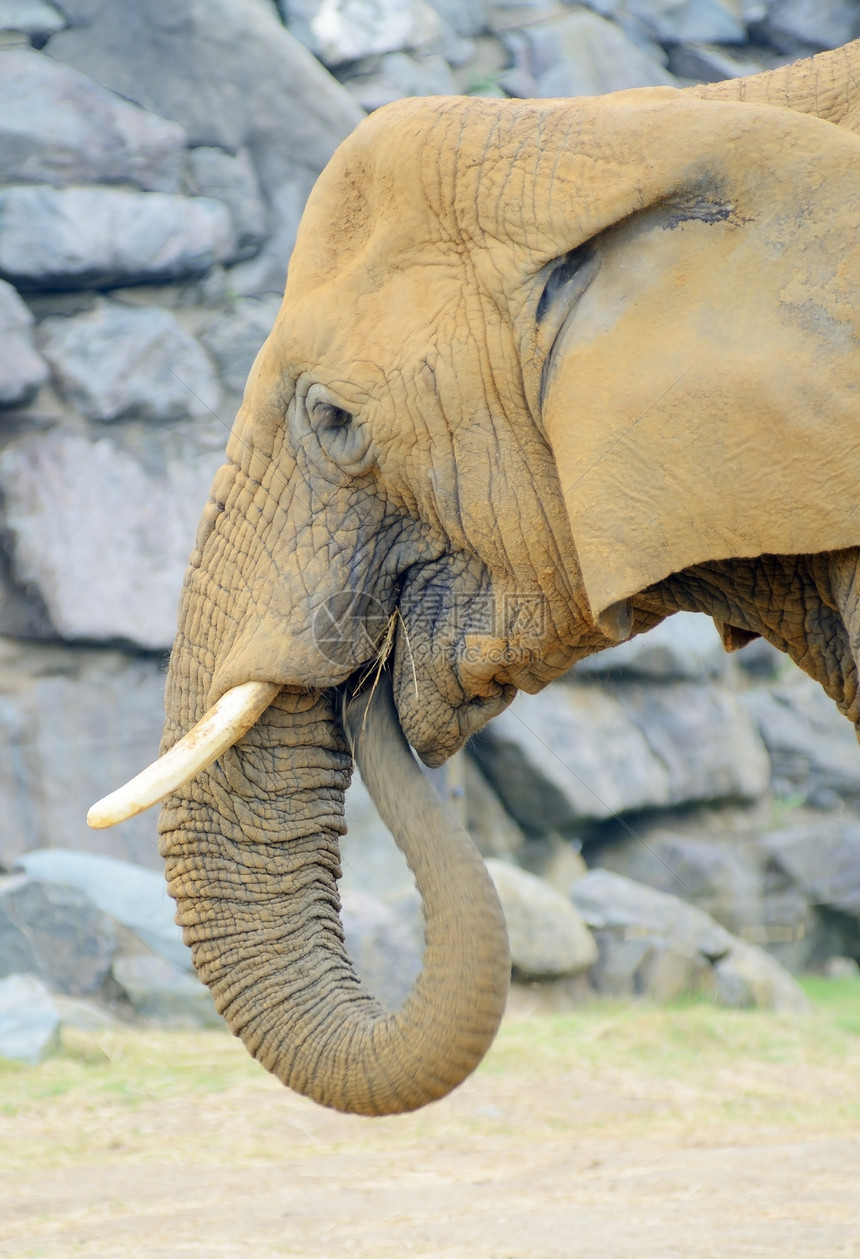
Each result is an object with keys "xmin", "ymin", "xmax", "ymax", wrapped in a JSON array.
[{"xmin": 87, "ymin": 680, "xmax": 281, "ymax": 829}]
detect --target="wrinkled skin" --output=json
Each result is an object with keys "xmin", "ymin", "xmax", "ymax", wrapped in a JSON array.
[{"xmin": 159, "ymin": 42, "xmax": 860, "ymax": 1115}]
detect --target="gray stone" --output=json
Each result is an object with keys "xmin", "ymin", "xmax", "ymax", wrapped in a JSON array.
[
  {"xmin": 340, "ymin": 767, "xmax": 413, "ymax": 898},
  {"xmin": 735, "ymin": 636, "xmax": 787, "ymax": 680},
  {"xmin": 589, "ymin": 930, "xmax": 716, "ymax": 1002},
  {"xmin": 574, "ymin": 612, "xmax": 727, "ymax": 681},
  {"xmin": 282, "ymin": 0, "xmax": 442, "ymax": 64},
  {"xmin": 472, "ymin": 679, "xmax": 769, "ymax": 830},
  {"xmin": 0, "ymin": 186, "xmax": 235, "ymax": 291},
  {"xmin": 16, "ymin": 849, "xmax": 189, "ymax": 970},
  {"xmin": 0, "ymin": 0, "xmax": 64, "ymax": 38},
  {"xmin": 571, "ymin": 868, "xmax": 809, "ymax": 1009},
  {"xmin": 48, "ymin": 0, "xmax": 364, "ymax": 291},
  {"xmin": 0, "ymin": 278, "xmax": 48, "ymax": 407},
  {"xmin": 0, "ymin": 644, "xmax": 168, "ymax": 871},
  {"xmin": 742, "ymin": 672, "xmax": 860, "ymax": 805},
  {"xmin": 587, "ymin": 829, "xmax": 766, "ymax": 937},
  {"xmin": 759, "ymin": 820, "xmax": 860, "ymax": 923},
  {"xmin": 757, "ymin": 0, "xmax": 860, "ymax": 54},
  {"xmin": 571, "ymin": 867, "xmax": 732, "ymax": 955},
  {"xmin": 187, "ymin": 147, "xmax": 268, "ymax": 260},
  {"xmin": 427, "ymin": 0, "xmax": 488, "ymax": 37},
  {"xmin": 422, "ymin": 18, "xmax": 475, "ymax": 68},
  {"xmin": 712, "ymin": 938, "xmax": 811, "ymax": 1012},
  {"xmin": 0, "ymin": 973, "xmax": 59, "ymax": 1064},
  {"xmin": 53, "ymin": 994, "xmax": 117, "ymax": 1032},
  {"xmin": 821, "ymin": 956, "xmax": 860, "ymax": 979},
  {"xmin": 587, "ymin": 820, "xmax": 846, "ymax": 973},
  {"xmin": 484, "ymin": 858, "xmax": 597, "ymax": 979},
  {"xmin": 625, "ymin": 0, "xmax": 747, "ymax": 45},
  {"xmin": 486, "ymin": 0, "xmax": 560, "ymax": 33},
  {"xmin": 501, "ymin": 10, "xmax": 675, "ymax": 100},
  {"xmin": 111, "ymin": 952, "xmax": 219, "ymax": 1026},
  {"xmin": 615, "ymin": 680, "xmax": 771, "ymax": 805},
  {"xmin": 473, "ymin": 686, "xmax": 669, "ymax": 828},
  {"xmin": 341, "ymin": 51, "xmax": 458, "ymax": 111},
  {"xmin": 668, "ymin": 41, "xmax": 768, "ymax": 81},
  {"xmin": 518, "ymin": 833, "xmax": 589, "ymax": 896},
  {"xmin": 37, "ymin": 303, "xmax": 221, "ymax": 423},
  {"xmin": 197, "ymin": 298, "xmax": 282, "ymax": 397},
  {"xmin": 0, "ymin": 48, "xmax": 186, "ymax": 191},
  {"xmin": 0, "ymin": 875, "xmax": 117, "ymax": 995},
  {"xmin": 0, "ymin": 419, "xmax": 225, "ymax": 649},
  {"xmin": 464, "ymin": 755, "xmax": 527, "ymax": 859},
  {"xmin": 340, "ymin": 888, "xmax": 424, "ymax": 1009}
]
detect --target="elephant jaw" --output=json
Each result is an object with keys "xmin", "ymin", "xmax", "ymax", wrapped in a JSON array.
[{"xmin": 87, "ymin": 680, "xmax": 281, "ymax": 828}]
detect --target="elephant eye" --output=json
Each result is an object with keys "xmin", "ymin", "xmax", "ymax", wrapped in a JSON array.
[
  {"xmin": 299, "ymin": 382, "xmax": 373, "ymax": 473},
  {"xmin": 312, "ymin": 400, "xmax": 353, "ymax": 431}
]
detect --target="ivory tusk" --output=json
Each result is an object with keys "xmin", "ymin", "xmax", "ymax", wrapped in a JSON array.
[{"xmin": 87, "ymin": 680, "xmax": 281, "ymax": 829}]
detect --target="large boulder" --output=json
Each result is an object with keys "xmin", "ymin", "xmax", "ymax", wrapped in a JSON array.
[
  {"xmin": 0, "ymin": 645, "xmax": 167, "ymax": 871},
  {"xmin": 501, "ymin": 9, "xmax": 676, "ymax": 99},
  {"xmin": 756, "ymin": 0, "xmax": 860, "ymax": 54},
  {"xmin": 197, "ymin": 297, "xmax": 282, "ymax": 397},
  {"xmin": 570, "ymin": 868, "xmax": 809, "ymax": 1010},
  {"xmin": 0, "ymin": 973, "xmax": 59, "ymax": 1064},
  {"xmin": 110, "ymin": 952, "xmax": 219, "ymax": 1027},
  {"xmin": 0, "ymin": 47, "xmax": 186, "ymax": 192},
  {"xmin": 15, "ymin": 849, "xmax": 189, "ymax": 970},
  {"xmin": 759, "ymin": 820, "xmax": 860, "ymax": 932},
  {"xmin": 463, "ymin": 755, "xmax": 527, "ymax": 860},
  {"xmin": 743, "ymin": 670, "xmax": 860, "ymax": 807},
  {"xmin": 37, "ymin": 302, "xmax": 221, "ymax": 423},
  {"xmin": 484, "ymin": 858, "xmax": 597, "ymax": 979},
  {"xmin": 186, "ymin": 147, "xmax": 268, "ymax": 261},
  {"xmin": 472, "ymin": 678, "xmax": 769, "ymax": 830},
  {"xmin": 587, "ymin": 828, "xmax": 766, "ymax": 938},
  {"xmin": 340, "ymin": 51, "xmax": 458, "ymax": 112},
  {"xmin": 0, "ymin": 186, "xmax": 234, "ymax": 290},
  {"xmin": 624, "ymin": 0, "xmax": 747, "ymax": 44},
  {"xmin": 282, "ymin": 0, "xmax": 442, "ymax": 65},
  {"xmin": 47, "ymin": 0, "xmax": 365, "ymax": 292},
  {"xmin": 574, "ymin": 611, "xmax": 728, "ymax": 681},
  {"xmin": 0, "ymin": 420, "xmax": 224, "ymax": 649},
  {"xmin": 1, "ymin": 852, "xmax": 217, "ymax": 1027},
  {"xmin": 0, "ymin": 278, "xmax": 48, "ymax": 407},
  {"xmin": 0, "ymin": 1, "xmax": 66, "ymax": 41},
  {"xmin": 0, "ymin": 874, "xmax": 117, "ymax": 995},
  {"xmin": 585, "ymin": 822, "xmax": 840, "ymax": 972}
]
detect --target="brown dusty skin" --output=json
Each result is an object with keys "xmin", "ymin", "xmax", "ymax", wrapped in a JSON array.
[{"xmin": 158, "ymin": 41, "xmax": 860, "ymax": 1117}]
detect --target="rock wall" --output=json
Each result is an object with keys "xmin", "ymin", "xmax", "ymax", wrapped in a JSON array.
[{"xmin": 1, "ymin": 0, "xmax": 859, "ymax": 999}]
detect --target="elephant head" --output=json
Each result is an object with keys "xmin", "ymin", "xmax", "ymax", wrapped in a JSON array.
[{"xmin": 91, "ymin": 48, "xmax": 860, "ymax": 1114}]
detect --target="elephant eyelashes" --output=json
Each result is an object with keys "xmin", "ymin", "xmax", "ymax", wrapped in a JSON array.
[{"xmin": 312, "ymin": 400, "xmax": 353, "ymax": 431}]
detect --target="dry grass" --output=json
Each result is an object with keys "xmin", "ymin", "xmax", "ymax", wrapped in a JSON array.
[{"xmin": 2, "ymin": 978, "xmax": 859, "ymax": 1258}]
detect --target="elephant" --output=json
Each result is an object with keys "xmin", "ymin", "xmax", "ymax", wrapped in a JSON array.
[{"xmin": 90, "ymin": 41, "xmax": 860, "ymax": 1115}]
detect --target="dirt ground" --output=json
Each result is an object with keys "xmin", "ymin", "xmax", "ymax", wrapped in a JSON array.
[{"xmin": 3, "ymin": 986, "xmax": 859, "ymax": 1259}]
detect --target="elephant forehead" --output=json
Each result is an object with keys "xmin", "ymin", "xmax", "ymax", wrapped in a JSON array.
[{"xmin": 278, "ymin": 257, "xmax": 486, "ymax": 394}]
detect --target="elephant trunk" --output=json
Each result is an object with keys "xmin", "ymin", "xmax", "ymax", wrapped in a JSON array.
[{"xmin": 158, "ymin": 670, "xmax": 509, "ymax": 1116}]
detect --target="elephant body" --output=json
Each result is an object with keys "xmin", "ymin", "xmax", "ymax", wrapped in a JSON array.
[{"xmin": 149, "ymin": 41, "xmax": 860, "ymax": 1114}]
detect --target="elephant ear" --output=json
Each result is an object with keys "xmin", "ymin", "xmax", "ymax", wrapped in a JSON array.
[{"xmin": 522, "ymin": 92, "xmax": 860, "ymax": 632}]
